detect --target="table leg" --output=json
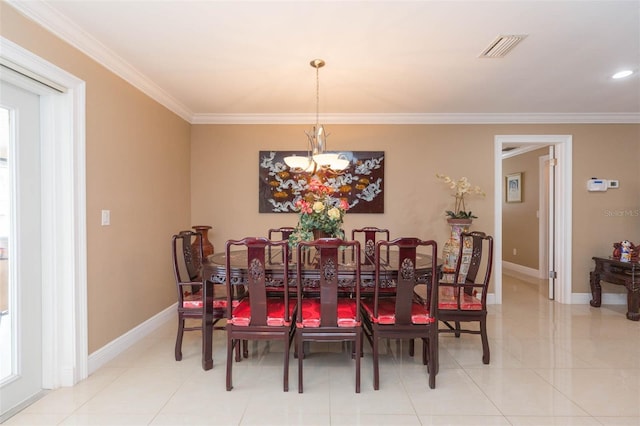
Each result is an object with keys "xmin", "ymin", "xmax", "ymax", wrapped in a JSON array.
[
  {"xmin": 625, "ymin": 280, "xmax": 640, "ymax": 321},
  {"xmin": 589, "ymin": 271, "xmax": 602, "ymax": 307},
  {"xmin": 202, "ymin": 279, "xmax": 214, "ymax": 370}
]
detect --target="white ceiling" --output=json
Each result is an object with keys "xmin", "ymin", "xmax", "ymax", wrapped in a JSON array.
[{"xmin": 7, "ymin": 0, "xmax": 640, "ymax": 124}]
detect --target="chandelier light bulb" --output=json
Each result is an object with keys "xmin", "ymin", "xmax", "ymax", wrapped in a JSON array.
[{"xmin": 612, "ymin": 70, "xmax": 633, "ymax": 79}]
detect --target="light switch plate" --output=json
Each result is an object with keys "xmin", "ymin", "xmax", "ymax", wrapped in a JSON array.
[{"xmin": 101, "ymin": 210, "xmax": 110, "ymax": 226}]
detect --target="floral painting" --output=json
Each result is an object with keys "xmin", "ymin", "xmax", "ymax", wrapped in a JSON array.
[{"xmin": 259, "ymin": 151, "xmax": 384, "ymax": 213}]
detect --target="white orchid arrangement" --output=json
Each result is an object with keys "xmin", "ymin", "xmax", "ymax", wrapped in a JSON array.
[{"xmin": 436, "ymin": 173, "xmax": 486, "ymax": 219}]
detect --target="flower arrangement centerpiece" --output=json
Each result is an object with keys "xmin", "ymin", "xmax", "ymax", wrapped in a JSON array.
[
  {"xmin": 288, "ymin": 177, "xmax": 349, "ymax": 247},
  {"xmin": 435, "ymin": 173, "xmax": 485, "ymax": 220}
]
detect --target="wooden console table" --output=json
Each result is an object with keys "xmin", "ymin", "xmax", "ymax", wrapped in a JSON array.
[{"xmin": 590, "ymin": 256, "xmax": 640, "ymax": 321}]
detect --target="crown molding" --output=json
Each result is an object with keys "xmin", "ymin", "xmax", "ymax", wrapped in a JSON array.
[
  {"xmin": 191, "ymin": 112, "xmax": 640, "ymax": 125},
  {"xmin": 6, "ymin": 0, "xmax": 194, "ymax": 122},
  {"xmin": 8, "ymin": 1, "xmax": 640, "ymax": 126}
]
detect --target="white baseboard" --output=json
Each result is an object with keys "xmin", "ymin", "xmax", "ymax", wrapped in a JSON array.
[
  {"xmin": 0, "ymin": 390, "xmax": 49, "ymax": 423},
  {"xmin": 502, "ymin": 262, "xmax": 628, "ymax": 305},
  {"xmin": 88, "ymin": 303, "xmax": 176, "ymax": 374},
  {"xmin": 502, "ymin": 260, "xmax": 542, "ymax": 278},
  {"xmin": 571, "ymin": 292, "xmax": 627, "ymax": 305}
]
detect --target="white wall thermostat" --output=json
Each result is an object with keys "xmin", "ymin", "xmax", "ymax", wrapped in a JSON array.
[{"xmin": 587, "ymin": 178, "xmax": 607, "ymax": 192}]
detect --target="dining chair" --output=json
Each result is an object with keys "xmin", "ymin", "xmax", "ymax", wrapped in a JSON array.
[
  {"xmin": 361, "ymin": 237, "xmax": 439, "ymax": 389},
  {"xmin": 171, "ymin": 230, "xmax": 228, "ymax": 361},
  {"xmin": 225, "ymin": 237, "xmax": 296, "ymax": 391},
  {"xmin": 351, "ymin": 227, "xmax": 390, "ymax": 265},
  {"xmin": 268, "ymin": 227, "xmax": 295, "ymax": 262},
  {"xmin": 295, "ymin": 237, "xmax": 362, "ymax": 393},
  {"xmin": 438, "ymin": 231, "xmax": 494, "ymax": 364}
]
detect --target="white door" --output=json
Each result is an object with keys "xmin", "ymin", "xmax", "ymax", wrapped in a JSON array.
[
  {"xmin": 539, "ymin": 151, "xmax": 556, "ymax": 299},
  {"xmin": 546, "ymin": 146, "xmax": 556, "ymax": 300},
  {"xmin": 0, "ymin": 80, "xmax": 43, "ymax": 417}
]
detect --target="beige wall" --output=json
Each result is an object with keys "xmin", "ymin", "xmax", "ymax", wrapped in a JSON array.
[
  {"xmin": 503, "ymin": 147, "xmax": 548, "ymax": 269},
  {"xmin": 191, "ymin": 124, "xmax": 496, "ymax": 251},
  {"xmin": 1, "ymin": 3, "xmax": 192, "ymax": 353},
  {"xmin": 192, "ymin": 124, "xmax": 640, "ymax": 297}
]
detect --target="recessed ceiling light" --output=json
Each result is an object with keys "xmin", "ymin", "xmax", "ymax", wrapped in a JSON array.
[{"xmin": 612, "ymin": 70, "xmax": 633, "ymax": 79}]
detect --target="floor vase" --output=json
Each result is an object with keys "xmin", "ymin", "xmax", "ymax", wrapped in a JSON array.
[{"xmin": 441, "ymin": 219, "xmax": 473, "ymax": 283}]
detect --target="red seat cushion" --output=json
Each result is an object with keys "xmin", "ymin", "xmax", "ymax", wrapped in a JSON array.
[
  {"xmin": 296, "ymin": 298, "xmax": 359, "ymax": 328},
  {"xmin": 438, "ymin": 286, "xmax": 482, "ymax": 310},
  {"xmin": 182, "ymin": 291, "xmax": 239, "ymax": 310},
  {"xmin": 361, "ymin": 298, "xmax": 435, "ymax": 324},
  {"xmin": 229, "ymin": 298, "xmax": 296, "ymax": 326}
]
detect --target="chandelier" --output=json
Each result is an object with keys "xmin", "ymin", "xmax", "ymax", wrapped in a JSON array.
[{"xmin": 284, "ymin": 59, "xmax": 349, "ymax": 173}]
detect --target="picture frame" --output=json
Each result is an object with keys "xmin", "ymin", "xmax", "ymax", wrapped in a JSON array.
[
  {"xmin": 258, "ymin": 150, "xmax": 385, "ymax": 213},
  {"xmin": 506, "ymin": 172, "xmax": 522, "ymax": 203}
]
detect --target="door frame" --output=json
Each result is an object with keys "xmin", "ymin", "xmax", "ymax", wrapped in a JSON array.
[
  {"xmin": 493, "ymin": 135, "xmax": 572, "ymax": 304},
  {"xmin": 0, "ymin": 37, "xmax": 87, "ymax": 388}
]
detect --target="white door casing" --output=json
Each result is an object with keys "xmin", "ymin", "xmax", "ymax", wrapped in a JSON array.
[
  {"xmin": 494, "ymin": 135, "xmax": 572, "ymax": 304},
  {"xmin": 0, "ymin": 37, "xmax": 87, "ymax": 392}
]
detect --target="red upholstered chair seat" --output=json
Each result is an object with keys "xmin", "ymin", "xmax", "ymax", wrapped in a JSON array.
[
  {"xmin": 297, "ymin": 298, "xmax": 359, "ymax": 328},
  {"xmin": 361, "ymin": 298, "xmax": 435, "ymax": 324},
  {"xmin": 182, "ymin": 290, "xmax": 240, "ymax": 310},
  {"xmin": 438, "ymin": 286, "xmax": 482, "ymax": 310},
  {"xmin": 229, "ymin": 297, "xmax": 296, "ymax": 326}
]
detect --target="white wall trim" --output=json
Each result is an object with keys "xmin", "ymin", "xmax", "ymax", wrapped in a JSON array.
[
  {"xmin": 0, "ymin": 390, "xmax": 48, "ymax": 423},
  {"xmin": 502, "ymin": 260, "xmax": 540, "ymax": 279},
  {"xmin": 572, "ymin": 292, "xmax": 626, "ymax": 305},
  {"xmin": 1, "ymin": 36, "xmax": 87, "ymax": 388},
  {"xmin": 191, "ymin": 112, "xmax": 640, "ymax": 125},
  {"xmin": 88, "ymin": 304, "xmax": 175, "ymax": 374}
]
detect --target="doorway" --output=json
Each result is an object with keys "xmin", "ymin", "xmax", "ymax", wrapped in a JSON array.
[
  {"xmin": 501, "ymin": 145, "xmax": 552, "ymax": 288},
  {"xmin": 493, "ymin": 135, "xmax": 573, "ymax": 305}
]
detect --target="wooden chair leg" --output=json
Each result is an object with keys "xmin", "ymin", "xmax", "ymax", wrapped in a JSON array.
[
  {"xmin": 235, "ymin": 339, "xmax": 242, "ymax": 362},
  {"xmin": 283, "ymin": 335, "xmax": 290, "ymax": 392},
  {"xmin": 428, "ymin": 334, "xmax": 437, "ymax": 388},
  {"xmin": 355, "ymin": 334, "xmax": 361, "ymax": 393},
  {"xmin": 428, "ymin": 359, "xmax": 436, "ymax": 389},
  {"xmin": 422, "ymin": 338, "xmax": 428, "ymax": 366},
  {"xmin": 297, "ymin": 335, "xmax": 304, "ymax": 393},
  {"xmin": 226, "ymin": 337, "xmax": 234, "ymax": 391},
  {"xmin": 481, "ymin": 317, "xmax": 490, "ymax": 364},
  {"xmin": 174, "ymin": 317, "xmax": 184, "ymax": 361},
  {"xmin": 373, "ymin": 334, "xmax": 380, "ymax": 390},
  {"xmin": 409, "ymin": 338, "xmax": 415, "ymax": 357},
  {"xmin": 431, "ymin": 332, "xmax": 439, "ymax": 375}
]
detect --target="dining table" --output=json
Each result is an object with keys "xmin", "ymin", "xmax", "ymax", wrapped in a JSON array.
[{"xmin": 200, "ymin": 246, "xmax": 438, "ymax": 370}]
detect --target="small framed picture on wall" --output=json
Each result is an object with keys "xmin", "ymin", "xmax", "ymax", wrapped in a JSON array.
[{"xmin": 506, "ymin": 172, "xmax": 522, "ymax": 203}]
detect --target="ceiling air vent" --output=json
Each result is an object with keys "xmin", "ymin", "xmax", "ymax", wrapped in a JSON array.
[{"xmin": 479, "ymin": 34, "xmax": 527, "ymax": 58}]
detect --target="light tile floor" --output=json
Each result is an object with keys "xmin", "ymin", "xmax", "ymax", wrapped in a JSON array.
[{"xmin": 5, "ymin": 273, "xmax": 640, "ymax": 425}]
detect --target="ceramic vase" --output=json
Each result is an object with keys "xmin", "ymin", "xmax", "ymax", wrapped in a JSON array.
[
  {"xmin": 441, "ymin": 218, "xmax": 473, "ymax": 283},
  {"xmin": 191, "ymin": 225, "xmax": 214, "ymax": 263}
]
